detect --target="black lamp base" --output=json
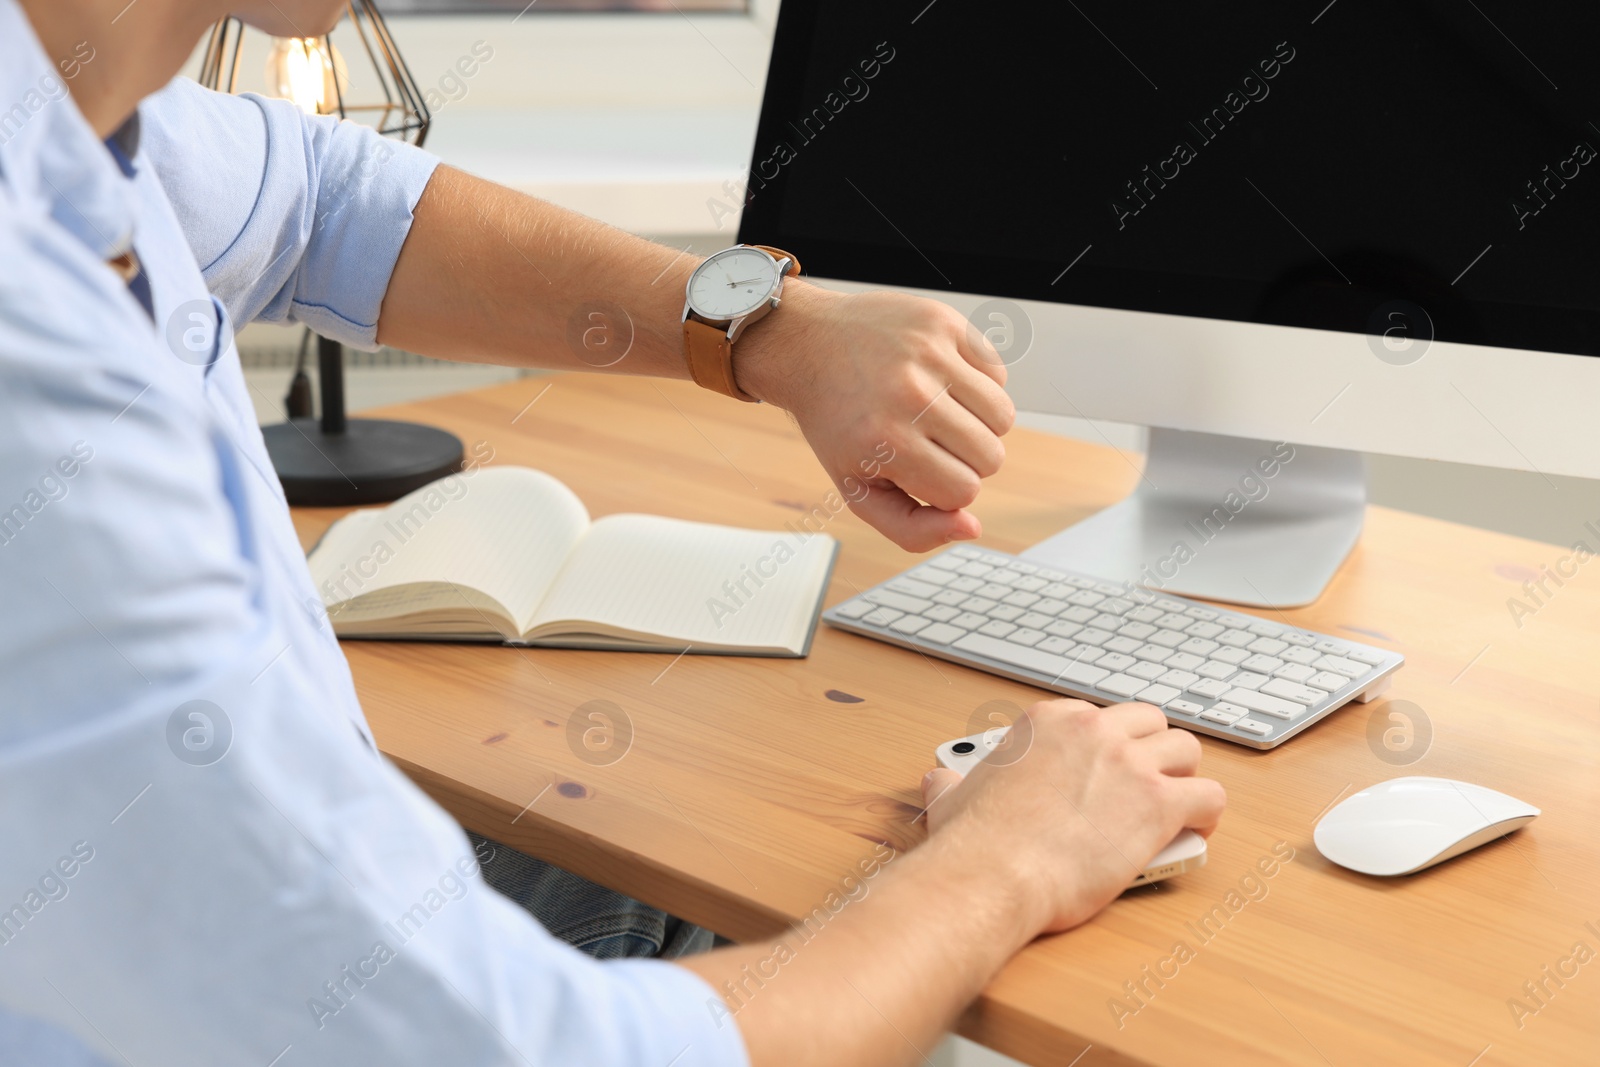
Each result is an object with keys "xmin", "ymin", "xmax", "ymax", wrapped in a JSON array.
[{"xmin": 263, "ymin": 417, "xmax": 464, "ymax": 506}]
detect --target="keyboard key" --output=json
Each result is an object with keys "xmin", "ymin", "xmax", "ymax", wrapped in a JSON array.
[
  {"xmin": 951, "ymin": 633, "xmax": 1109, "ymax": 688},
  {"xmin": 1075, "ymin": 628, "xmax": 1113, "ymax": 647},
  {"xmin": 1033, "ymin": 598, "xmax": 1069, "ymax": 616},
  {"xmin": 1273, "ymin": 662, "xmax": 1316, "ymax": 682},
  {"xmin": 1127, "ymin": 606, "xmax": 1165, "ymax": 623},
  {"xmin": 1097, "ymin": 652, "xmax": 1138, "ymax": 672},
  {"xmin": 1149, "ymin": 628, "xmax": 1190, "ymax": 648},
  {"xmin": 987, "ymin": 605, "xmax": 1025, "ymax": 622},
  {"xmin": 1038, "ymin": 636, "xmax": 1075, "ymax": 655},
  {"xmin": 1015, "ymin": 577, "xmax": 1049, "ymax": 594},
  {"xmin": 1281, "ymin": 632, "xmax": 1316, "ymax": 647},
  {"xmin": 1007, "ymin": 628, "xmax": 1047, "ymax": 647},
  {"xmin": 1315, "ymin": 655, "xmax": 1370, "ymax": 678},
  {"xmin": 951, "ymin": 612, "xmax": 989, "ymax": 630},
  {"xmin": 908, "ymin": 568, "xmax": 954, "ymax": 587},
  {"xmin": 948, "ymin": 576, "xmax": 984, "ymax": 592},
  {"xmin": 1056, "ymin": 606, "xmax": 1095, "ymax": 624},
  {"xmin": 932, "ymin": 589, "xmax": 968, "ymax": 606},
  {"xmin": 1090, "ymin": 613, "xmax": 1124, "ymax": 630},
  {"xmin": 1315, "ymin": 641, "xmax": 1345, "ymax": 655},
  {"xmin": 1011, "ymin": 561, "xmax": 1038, "ymax": 574},
  {"xmin": 1186, "ymin": 621, "xmax": 1225, "ymax": 639},
  {"xmin": 1100, "ymin": 673, "xmax": 1147, "ymax": 698},
  {"xmin": 1037, "ymin": 567, "xmax": 1065, "ymax": 580},
  {"xmin": 923, "ymin": 604, "xmax": 961, "ymax": 622},
  {"xmin": 1067, "ymin": 590, "xmax": 1106, "ymax": 607},
  {"xmin": 1260, "ymin": 679, "xmax": 1328, "ymax": 706},
  {"xmin": 1246, "ymin": 620, "xmax": 1283, "ymax": 637},
  {"xmin": 1064, "ymin": 576, "xmax": 1097, "ymax": 589},
  {"xmin": 978, "ymin": 620, "xmax": 1017, "ymax": 638},
  {"xmin": 1179, "ymin": 637, "xmax": 1219, "ymax": 656},
  {"xmin": 984, "ymin": 571, "xmax": 1019, "ymax": 588},
  {"xmin": 1164, "ymin": 651, "xmax": 1205, "ymax": 671},
  {"xmin": 1233, "ymin": 718, "xmax": 1273, "ymax": 737},
  {"xmin": 1247, "ymin": 637, "xmax": 1287, "ymax": 655},
  {"xmin": 1117, "ymin": 621, "xmax": 1157, "ymax": 640},
  {"xmin": 1128, "ymin": 661, "xmax": 1168, "ymax": 681},
  {"xmin": 1195, "ymin": 660, "xmax": 1237, "ymax": 680},
  {"xmin": 1346, "ymin": 647, "xmax": 1387, "ymax": 666},
  {"xmin": 1017, "ymin": 611, "xmax": 1053, "ymax": 629},
  {"xmin": 870, "ymin": 588, "xmax": 934, "ymax": 614},
  {"xmin": 862, "ymin": 607, "xmax": 903, "ymax": 626},
  {"xmin": 1230, "ymin": 672, "xmax": 1270, "ymax": 690},
  {"xmin": 1155, "ymin": 598, "xmax": 1188, "ymax": 611},
  {"xmin": 1184, "ymin": 607, "xmax": 1218, "ymax": 620},
  {"xmin": 1157, "ymin": 669, "xmax": 1199, "ymax": 688},
  {"xmin": 890, "ymin": 615, "xmax": 930, "ymax": 635},
  {"xmin": 976, "ymin": 582, "xmax": 1012, "ymax": 599},
  {"xmin": 1280, "ymin": 645, "xmax": 1321, "ymax": 665},
  {"xmin": 1217, "ymin": 629, "xmax": 1255, "ymax": 648},
  {"xmin": 1070, "ymin": 646, "xmax": 1105, "ymax": 665},
  {"xmin": 1136, "ymin": 683, "xmax": 1182, "ymax": 704},
  {"xmin": 957, "ymin": 562, "xmax": 992, "ymax": 577},
  {"xmin": 1200, "ymin": 704, "xmax": 1246, "ymax": 725},
  {"xmin": 1093, "ymin": 582, "xmax": 1124, "ymax": 596},
  {"xmin": 1211, "ymin": 646, "xmax": 1251, "ymax": 665},
  {"xmin": 1222, "ymin": 688, "xmax": 1306, "ymax": 720},
  {"xmin": 959, "ymin": 597, "xmax": 998, "ymax": 613},
  {"xmin": 1104, "ymin": 636, "xmax": 1143, "ymax": 655},
  {"xmin": 1187, "ymin": 678, "xmax": 1232, "ymax": 699},
  {"xmin": 1241, "ymin": 654, "xmax": 1284, "ymax": 674},
  {"xmin": 917, "ymin": 622, "xmax": 965, "ymax": 644},
  {"xmin": 1156, "ymin": 612, "xmax": 1191, "ymax": 630},
  {"xmin": 950, "ymin": 546, "xmax": 982, "ymax": 558},
  {"xmin": 1100, "ymin": 597, "xmax": 1136, "ymax": 615},
  {"xmin": 1045, "ymin": 620, "xmax": 1084, "ymax": 639},
  {"xmin": 1133, "ymin": 644, "xmax": 1172, "ymax": 663},
  {"xmin": 981, "ymin": 553, "xmax": 1010, "ymax": 566},
  {"xmin": 1309, "ymin": 671, "xmax": 1352, "ymax": 692},
  {"xmin": 887, "ymin": 577, "xmax": 941, "ymax": 598},
  {"xmin": 1002, "ymin": 590, "xmax": 1041, "ymax": 608},
  {"xmin": 833, "ymin": 599, "xmax": 873, "ymax": 619},
  {"xmin": 927, "ymin": 554, "xmax": 963, "ymax": 569}
]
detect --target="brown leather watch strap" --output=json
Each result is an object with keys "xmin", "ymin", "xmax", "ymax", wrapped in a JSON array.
[{"xmin": 683, "ymin": 246, "xmax": 801, "ymax": 404}]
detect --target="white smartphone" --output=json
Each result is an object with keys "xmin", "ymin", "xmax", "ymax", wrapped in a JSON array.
[{"xmin": 934, "ymin": 730, "xmax": 1207, "ymax": 887}]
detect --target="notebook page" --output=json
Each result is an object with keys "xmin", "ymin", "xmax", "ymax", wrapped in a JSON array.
[
  {"xmin": 528, "ymin": 514, "xmax": 835, "ymax": 649},
  {"xmin": 307, "ymin": 466, "xmax": 590, "ymax": 628}
]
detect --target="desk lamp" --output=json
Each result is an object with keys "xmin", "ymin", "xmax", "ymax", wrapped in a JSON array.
[{"xmin": 198, "ymin": 5, "xmax": 463, "ymax": 505}]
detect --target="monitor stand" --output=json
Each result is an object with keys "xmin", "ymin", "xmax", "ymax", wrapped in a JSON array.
[{"xmin": 1021, "ymin": 429, "xmax": 1366, "ymax": 609}]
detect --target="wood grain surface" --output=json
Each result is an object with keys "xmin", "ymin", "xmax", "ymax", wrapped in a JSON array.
[{"xmin": 291, "ymin": 374, "xmax": 1600, "ymax": 1067}]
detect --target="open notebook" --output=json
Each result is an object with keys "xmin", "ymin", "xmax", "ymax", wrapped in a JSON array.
[{"xmin": 307, "ymin": 466, "xmax": 838, "ymax": 656}]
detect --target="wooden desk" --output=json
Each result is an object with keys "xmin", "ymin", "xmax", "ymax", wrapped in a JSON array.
[{"xmin": 293, "ymin": 375, "xmax": 1600, "ymax": 1067}]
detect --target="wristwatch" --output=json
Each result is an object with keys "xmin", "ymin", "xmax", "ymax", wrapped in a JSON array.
[{"xmin": 682, "ymin": 244, "xmax": 801, "ymax": 402}]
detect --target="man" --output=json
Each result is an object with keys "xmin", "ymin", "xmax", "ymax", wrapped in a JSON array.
[{"xmin": 0, "ymin": 0, "xmax": 1226, "ymax": 1063}]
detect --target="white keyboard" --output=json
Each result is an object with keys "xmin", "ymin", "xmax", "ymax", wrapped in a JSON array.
[{"xmin": 824, "ymin": 546, "xmax": 1403, "ymax": 749}]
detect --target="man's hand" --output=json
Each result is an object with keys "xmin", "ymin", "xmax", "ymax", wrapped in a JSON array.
[
  {"xmin": 921, "ymin": 699, "xmax": 1227, "ymax": 933},
  {"xmin": 736, "ymin": 283, "xmax": 1016, "ymax": 552}
]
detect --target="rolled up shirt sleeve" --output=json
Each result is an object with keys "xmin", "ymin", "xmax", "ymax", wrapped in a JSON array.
[{"xmin": 137, "ymin": 76, "xmax": 439, "ymax": 350}]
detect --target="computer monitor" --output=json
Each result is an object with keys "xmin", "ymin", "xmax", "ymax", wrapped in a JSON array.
[{"xmin": 737, "ymin": 2, "xmax": 1600, "ymax": 606}]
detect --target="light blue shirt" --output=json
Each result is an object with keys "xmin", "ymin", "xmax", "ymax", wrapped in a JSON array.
[{"xmin": 0, "ymin": 4, "xmax": 747, "ymax": 1065}]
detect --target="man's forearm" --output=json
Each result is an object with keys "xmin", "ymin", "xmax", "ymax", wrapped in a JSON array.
[
  {"xmin": 678, "ymin": 819, "xmax": 1045, "ymax": 1067},
  {"xmin": 378, "ymin": 165, "xmax": 803, "ymax": 387}
]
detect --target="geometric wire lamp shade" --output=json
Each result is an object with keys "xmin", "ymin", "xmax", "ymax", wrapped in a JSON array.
[{"xmin": 199, "ymin": 3, "xmax": 463, "ymax": 506}]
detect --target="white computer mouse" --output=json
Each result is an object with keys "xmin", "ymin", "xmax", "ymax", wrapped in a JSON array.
[{"xmin": 1313, "ymin": 776, "xmax": 1539, "ymax": 876}]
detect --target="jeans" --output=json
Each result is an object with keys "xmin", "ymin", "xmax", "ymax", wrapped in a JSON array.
[{"xmin": 467, "ymin": 832, "xmax": 715, "ymax": 961}]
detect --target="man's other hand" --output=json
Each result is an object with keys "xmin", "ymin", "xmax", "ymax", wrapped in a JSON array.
[{"xmin": 736, "ymin": 284, "xmax": 1016, "ymax": 552}]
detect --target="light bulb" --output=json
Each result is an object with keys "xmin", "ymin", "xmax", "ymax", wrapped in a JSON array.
[{"xmin": 266, "ymin": 37, "xmax": 344, "ymax": 115}]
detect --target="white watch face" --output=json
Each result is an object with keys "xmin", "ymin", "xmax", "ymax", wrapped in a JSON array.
[{"xmin": 687, "ymin": 247, "xmax": 782, "ymax": 320}]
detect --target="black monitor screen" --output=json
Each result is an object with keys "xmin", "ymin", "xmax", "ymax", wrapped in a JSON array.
[{"xmin": 737, "ymin": 2, "xmax": 1600, "ymax": 357}]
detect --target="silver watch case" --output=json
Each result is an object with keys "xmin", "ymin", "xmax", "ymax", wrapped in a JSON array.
[{"xmin": 681, "ymin": 245, "xmax": 793, "ymax": 342}]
